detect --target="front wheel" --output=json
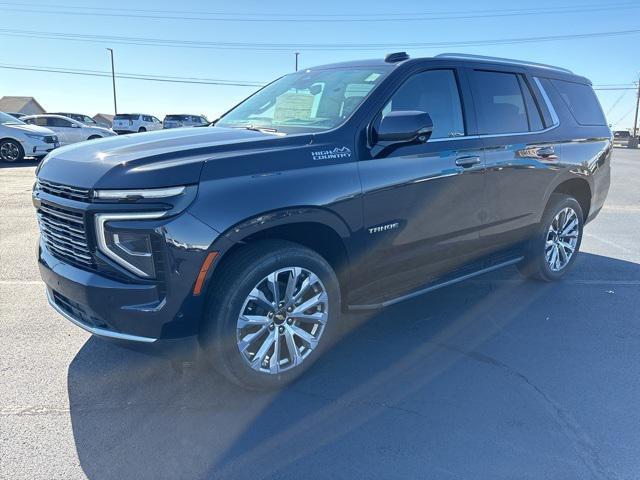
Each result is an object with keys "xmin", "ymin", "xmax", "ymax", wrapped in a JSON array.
[
  {"xmin": 518, "ymin": 194, "xmax": 583, "ymax": 281},
  {"xmin": 200, "ymin": 240, "xmax": 340, "ymax": 390},
  {"xmin": 0, "ymin": 139, "xmax": 24, "ymax": 163}
]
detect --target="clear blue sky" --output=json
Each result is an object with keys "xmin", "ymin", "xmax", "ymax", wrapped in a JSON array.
[{"xmin": 0, "ymin": 0, "xmax": 638, "ymax": 129}]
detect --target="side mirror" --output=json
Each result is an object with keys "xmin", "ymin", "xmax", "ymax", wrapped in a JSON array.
[{"xmin": 377, "ymin": 111, "xmax": 433, "ymax": 144}]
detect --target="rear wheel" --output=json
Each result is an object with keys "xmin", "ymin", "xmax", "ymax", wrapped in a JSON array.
[
  {"xmin": 200, "ymin": 240, "xmax": 340, "ymax": 390},
  {"xmin": 518, "ymin": 194, "xmax": 583, "ymax": 281},
  {"xmin": 0, "ymin": 139, "xmax": 24, "ymax": 163},
  {"xmin": 87, "ymin": 135, "xmax": 102, "ymax": 140},
  {"xmin": 138, "ymin": 127, "xmax": 147, "ymax": 133}
]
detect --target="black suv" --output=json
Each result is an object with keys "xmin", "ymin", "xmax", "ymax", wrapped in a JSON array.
[{"xmin": 33, "ymin": 53, "xmax": 611, "ymax": 389}]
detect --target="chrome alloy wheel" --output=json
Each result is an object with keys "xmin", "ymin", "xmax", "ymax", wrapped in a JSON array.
[
  {"xmin": 545, "ymin": 207, "xmax": 579, "ymax": 272},
  {"xmin": 236, "ymin": 267, "xmax": 329, "ymax": 374},
  {"xmin": 0, "ymin": 141, "xmax": 20, "ymax": 162}
]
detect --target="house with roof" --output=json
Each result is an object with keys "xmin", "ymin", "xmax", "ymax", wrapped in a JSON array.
[
  {"xmin": 0, "ymin": 96, "xmax": 46, "ymax": 115},
  {"xmin": 93, "ymin": 113, "xmax": 115, "ymax": 128}
]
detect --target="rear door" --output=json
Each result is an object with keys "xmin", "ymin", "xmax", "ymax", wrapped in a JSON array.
[
  {"xmin": 42, "ymin": 118, "xmax": 69, "ymax": 144},
  {"xmin": 355, "ymin": 67, "xmax": 487, "ymax": 302},
  {"xmin": 468, "ymin": 68, "xmax": 560, "ymax": 257}
]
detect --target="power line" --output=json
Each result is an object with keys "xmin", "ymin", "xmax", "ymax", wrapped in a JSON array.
[
  {"xmin": 0, "ymin": 63, "xmax": 265, "ymax": 87},
  {"xmin": 0, "ymin": 2, "xmax": 637, "ymax": 22},
  {"xmin": 5, "ymin": 4, "xmax": 640, "ymax": 23},
  {"xmin": 1, "ymin": 27, "xmax": 639, "ymax": 51},
  {"xmin": 605, "ymin": 90, "xmax": 630, "ymax": 116}
]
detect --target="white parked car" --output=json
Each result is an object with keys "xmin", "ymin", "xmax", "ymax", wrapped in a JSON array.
[
  {"xmin": 22, "ymin": 114, "xmax": 116, "ymax": 146},
  {"xmin": 163, "ymin": 114, "xmax": 209, "ymax": 129},
  {"xmin": 112, "ymin": 113, "xmax": 162, "ymax": 134},
  {"xmin": 50, "ymin": 112, "xmax": 101, "ymax": 127},
  {"xmin": 0, "ymin": 111, "xmax": 59, "ymax": 162}
]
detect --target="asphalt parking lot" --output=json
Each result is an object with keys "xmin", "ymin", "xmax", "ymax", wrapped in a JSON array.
[{"xmin": 1, "ymin": 149, "xmax": 639, "ymax": 480}]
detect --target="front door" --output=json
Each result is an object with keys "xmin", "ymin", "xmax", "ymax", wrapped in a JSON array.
[{"xmin": 354, "ymin": 68, "xmax": 487, "ymax": 303}]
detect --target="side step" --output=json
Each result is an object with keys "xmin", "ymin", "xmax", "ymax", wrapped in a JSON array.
[{"xmin": 347, "ymin": 257, "xmax": 523, "ymax": 311}]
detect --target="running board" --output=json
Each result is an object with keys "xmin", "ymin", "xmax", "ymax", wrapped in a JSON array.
[{"xmin": 347, "ymin": 257, "xmax": 524, "ymax": 311}]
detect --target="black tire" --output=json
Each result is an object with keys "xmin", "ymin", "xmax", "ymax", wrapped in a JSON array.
[
  {"xmin": 138, "ymin": 127, "xmax": 147, "ymax": 133},
  {"xmin": 0, "ymin": 139, "xmax": 24, "ymax": 163},
  {"xmin": 200, "ymin": 240, "xmax": 341, "ymax": 390},
  {"xmin": 517, "ymin": 193, "xmax": 584, "ymax": 281}
]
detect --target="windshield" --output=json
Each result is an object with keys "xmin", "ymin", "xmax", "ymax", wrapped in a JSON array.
[
  {"xmin": 0, "ymin": 111, "xmax": 25, "ymax": 125},
  {"xmin": 165, "ymin": 115, "xmax": 190, "ymax": 121},
  {"xmin": 114, "ymin": 114, "xmax": 139, "ymax": 120},
  {"xmin": 216, "ymin": 66, "xmax": 391, "ymax": 133}
]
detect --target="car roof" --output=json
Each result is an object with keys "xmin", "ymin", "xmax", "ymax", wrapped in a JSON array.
[
  {"xmin": 309, "ymin": 53, "xmax": 588, "ymax": 83},
  {"xmin": 23, "ymin": 114, "xmax": 77, "ymax": 120}
]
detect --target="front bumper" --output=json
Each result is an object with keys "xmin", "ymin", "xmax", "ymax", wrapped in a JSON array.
[
  {"xmin": 35, "ymin": 193, "xmax": 223, "ymax": 342},
  {"xmin": 46, "ymin": 287, "xmax": 157, "ymax": 342},
  {"xmin": 22, "ymin": 138, "xmax": 59, "ymax": 157}
]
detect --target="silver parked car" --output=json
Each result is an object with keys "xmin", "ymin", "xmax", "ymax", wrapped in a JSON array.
[
  {"xmin": 163, "ymin": 114, "xmax": 209, "ymax": 129},
  {"xmin": 0, "ymin": 111, "xmax": 59, "ymax": 162},
  {"xmin": 22, "ymin": 114, "xmax": 116, "ymax": 146}
]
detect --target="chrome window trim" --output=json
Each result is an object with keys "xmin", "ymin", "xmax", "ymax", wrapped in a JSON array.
[
  {"xmin": 46, "ymin": 289, "xmax": 157, "ymax": 343},
  {"xmin": 95, "ymin": 211, "xmax": 166, "ymax": 278},
  {"xmin": 533, "ymin": 76, "xmax": 560, "ymax": 127}
]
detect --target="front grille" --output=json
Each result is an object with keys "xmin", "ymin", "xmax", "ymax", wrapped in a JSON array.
[
  {"xmin": 38, "ymin": 203, "xmax": 95, "ymax": 269},
  {"xmin": 39, "ymin": 179, "xmax": 90, "ymax": 202}
]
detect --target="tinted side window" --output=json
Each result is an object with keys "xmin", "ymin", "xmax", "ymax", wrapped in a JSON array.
[
  {"xmin": 549, "ymin": 79, "xmax": 606, "ymax": 126},
  {"xmin": 50, "ymin": 118, "xmax": 72, "ymax": 127},
  {"xmin": 472, "ymin": 70, "xmax": 529, "ymax": 134},
  {"xmin": 382, "ymin": 69, "xmax": 465, "ymax": 139},
  {"xmin": 143, "ymin": 115, "xmax": 151, "ymax": 122}
]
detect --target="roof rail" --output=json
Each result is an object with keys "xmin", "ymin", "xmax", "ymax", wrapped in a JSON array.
[{"xmin": 434, "ymin": 53, "xmax": 573, "ymax": 74}]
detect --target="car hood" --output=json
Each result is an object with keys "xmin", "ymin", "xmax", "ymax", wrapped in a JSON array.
[
  {"xmin": 3, "ymin": 123, "xmax": 56, "ymax": 136},
  {"xmin": 37, "ymin": 126, "xmax": 305, "ymax": 189}
]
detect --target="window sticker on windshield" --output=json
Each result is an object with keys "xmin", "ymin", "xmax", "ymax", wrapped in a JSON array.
[
  {"xmin": 364, "ymin": 73, "xmax": 381, "ymax": 82},
  {"xmin": 274, "ymin": 93, "xmax": 315, "ymax": 122}
]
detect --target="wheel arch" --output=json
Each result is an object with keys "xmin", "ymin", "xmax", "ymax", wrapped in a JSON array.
[
  {"xmin": 205, "ymin": 207, "xmax": 353, "ymax": 303},
  {"xmin": 549, "ymin": 177, "xmax": 592, "ymax": 221}
]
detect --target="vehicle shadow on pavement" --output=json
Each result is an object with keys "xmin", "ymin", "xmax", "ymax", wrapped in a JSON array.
[
  {"xmin": 67, "ymin": 252, "xmax": 640, "ymax": 480},
  {"xmin": 0, "ymin": 159, "xmax": 39, "ymax": 169}
]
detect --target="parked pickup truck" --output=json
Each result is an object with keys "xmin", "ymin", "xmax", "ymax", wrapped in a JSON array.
[{"xmin": 33, "ymin": 53, "xmax": 611, "ymax": 389}]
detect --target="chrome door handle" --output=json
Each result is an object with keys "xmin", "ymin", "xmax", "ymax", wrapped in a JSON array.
[
  {"xmin": 536, "ymin": 146, "xmax": 556, "ymax": 158},
  {"xmin": 455, "ymin": 156, "xmax": 481, "ymax": 168}
]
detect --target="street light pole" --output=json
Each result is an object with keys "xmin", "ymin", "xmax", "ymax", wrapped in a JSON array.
[
  {"xmin": 632, "ymin": 75, "xmax": 640, "ymax": 139},
  {"xmin": 295, "ymin": 52, "xmax": 300, "ymax": 72},
  {"xmin": 107, "ymin": 48, "xmax": 118, "ymax": 115}
]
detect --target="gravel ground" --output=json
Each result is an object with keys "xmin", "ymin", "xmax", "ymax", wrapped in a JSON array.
[{"xmin": 1, "ymin": 149, "xmax": 639, "ymax": 480}]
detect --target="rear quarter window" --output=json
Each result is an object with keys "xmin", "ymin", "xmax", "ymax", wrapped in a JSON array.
[{"xmin": 549, "ymin": 79, "xmax": 606, "ymax": 126}]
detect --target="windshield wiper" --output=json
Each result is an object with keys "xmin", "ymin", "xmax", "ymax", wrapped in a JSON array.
[{"xmin": 231, "ymin": 124, "xmax": 283, "ymax": 135}]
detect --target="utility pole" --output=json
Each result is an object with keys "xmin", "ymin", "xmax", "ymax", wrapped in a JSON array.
[
  {"xmin": 294, "ymin": 52, "xmax": 300, "ymax": 72},
  {"xmin": 633, "ymin": 74, "xmax": 640, "ymax": 139},
  {"xmin": 107, "ymin": 48, "xmax": 118, "ymax": 115}
]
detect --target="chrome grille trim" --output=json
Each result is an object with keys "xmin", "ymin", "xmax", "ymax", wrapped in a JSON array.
[
  {"xmin": 38, "ymin": 180, "xmax": 91, "ymax": 202},
  {"xmin": 37, "ymin": 202, "xmax": 94, "ymax": 269}
]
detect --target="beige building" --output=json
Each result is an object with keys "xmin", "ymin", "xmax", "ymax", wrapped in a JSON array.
[
  {"xmin": 0, "ymin": 96, "xmax": 46, "ymax": 115},
  {"xmin": 93, "ymin": 113, "xmax": 115, "ymax": 128}
]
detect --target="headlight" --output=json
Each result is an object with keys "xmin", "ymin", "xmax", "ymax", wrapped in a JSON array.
[
  {"xmin": 95, "ymin": 212, "xmax": 165, "ymax": 278},
  {"xmin": 25, "ymin": 133, "xmax": 45, "ymax": 140},
  {"xmin": 93, "ymin": 186, "xmax": 185, "ymax": 201}
]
